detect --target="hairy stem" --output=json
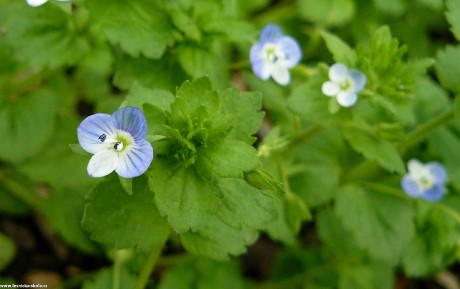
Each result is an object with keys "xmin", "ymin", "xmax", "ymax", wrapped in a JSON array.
[{"xmin": 132, "ymin": 240, "xmax": 167, "ymax": 289}]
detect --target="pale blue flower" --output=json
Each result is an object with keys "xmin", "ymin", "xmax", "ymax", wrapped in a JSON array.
[
  {"xmin": 322, "ymin": 63, "xmax": 366, "ymax": 107},
  {"xmin": 77, "ymin": 106, "xmax": 153, "ymax": 178},
  {"xmin": 401, "ymin": 159, "xmax": 447, "ymax": 202},
  {"xmin": 26, "ymin": 0, "xmax": 70, "ymax": 7},
  {"xmin": 250, "ymin": 24, "xmax": 302, "ymax": 86}
]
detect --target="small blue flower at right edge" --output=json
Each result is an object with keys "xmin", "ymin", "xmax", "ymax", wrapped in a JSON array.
[
  {"xmin": 322, "ymin": 63, "xmax": 367, "ymax": 107},
  {"xmin": 77, "ymin": 106, "xmax": 153, "ymax": 178},
  {"xmin": 250, "ymin": 24, "xmax": 302, "ymax": 86},
  {"xmin": 401, "ymin": 159, "xmax": 447, "ymax": 202}
]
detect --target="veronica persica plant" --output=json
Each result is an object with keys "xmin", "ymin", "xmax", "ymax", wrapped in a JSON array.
[
  {"xmin": 322, "ymin": 63, "xmax": 367, "ymax": 107},
  {"xmin": 401, "ymin": 159, "xmax": 447, "ymax": 202},
  {"xmin": 77, "ymin": 106, "xmax": 153, "ymax": 178},
  {"xmin": 26, "ymin": 0, "xmax": 70, "ymax": 7},
  {"xmin": 250, "ymin": 24, "xmax": 302, "ymax": 86}
]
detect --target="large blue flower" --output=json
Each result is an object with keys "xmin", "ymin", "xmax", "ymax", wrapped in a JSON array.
[
  {"xmin": 250, "ymin": 24, "xmax": 302, "ymax": 86},
  {"xmin": 77, "ymin": 106, "xmax": 153, "ymax": 178},
  {"xmin": 401, "ymin": 159, "xmax": 447, "ymax": 202}
]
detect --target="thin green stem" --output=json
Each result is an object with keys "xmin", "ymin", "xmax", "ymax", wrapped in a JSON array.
[
  {"xmin": 251, "ymin": 0, "xmax": 297, "ymax": 24},
  {"xmin": 347, "ymin": 108, "xmax": 456, "ymax": 182},
  {"xmin": 132, "ymin": 240, "xmax": 167, "ymax": 289},
  {"xmin": 287, "ymin": 124, "xmax": 323, "ymax": 150},
  {"xmin": 229, "ymin": 59, "xmax": 250, "ymax": 70},
  {"xmin": 399, "ymin": 108, "xmax": 455, "ymax": 152},
  {"xmin": 0, "ymin": 170, "xmax": 41, "ymax": 210},
  {"xmin": 113, "ymin": 251, "xmax": 122, "ymax": 289},
  {"xmin": 435, "ymin": 203, "xmax": 460, "ymax": 225}
]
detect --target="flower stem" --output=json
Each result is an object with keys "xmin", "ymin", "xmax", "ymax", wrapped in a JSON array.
[
  {"xmin": 399, "ymin": 108, "xmax": 455, "ymax": 152},
  {"xmin": 287, "ymin": 124, "xmax": 323, "ymax": 150},
  {"xmin": 132, "ymin": 240, "xmax": 167, "ymax": 289},
  {"xmin": 0, "ymin": 170, "xmax": 41, "ymax": 210}
]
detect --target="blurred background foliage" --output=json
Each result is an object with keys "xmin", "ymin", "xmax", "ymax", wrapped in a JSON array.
[{"xmin": 1, "ymin": 0, "xmax": 460, "ymax": 288}]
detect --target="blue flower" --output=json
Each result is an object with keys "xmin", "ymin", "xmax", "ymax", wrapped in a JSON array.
[
  {"xmin": 401, "ymin": 159, "xmax": 447, "ymax": 202},
  {"xmin": 77, "ymin": 106, "xmax": 153, "ymax": 178},
  {"xmin": 26, "ymin": 0, "xmax": 70, "ymax": 6},
  {"xmin": 250, "ymin": 24, "xmax": 302, "ymax": 86},
  {"xmin": 322, "ymin": 63, "xmax": 366, "ymax": 107}
]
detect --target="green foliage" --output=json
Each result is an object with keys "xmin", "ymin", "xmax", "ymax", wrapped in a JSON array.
[
  {"xmin": 0, "ymin": 233, "xmax": 16, "ymax": 271},
  {"xmin": 336, "ymin": 185, "xmax": 415, "ymax": 264},
  {"xmin": 1, "ymin": 0, "xmax": 460, "ymax": 288},
  {"xmin": 82, "ymin": 175, "xmax": 170, "ymax": 252}
]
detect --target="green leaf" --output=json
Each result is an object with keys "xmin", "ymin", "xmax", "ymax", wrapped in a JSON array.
[
  {"xmin": 82, "ymin": 267, "xmax": 136, "ymax": 289},
  {"xmin": 18, "ymin": 115, "xmax": 96, "ymax": 189},
  {"xmin": 335, "ymin": 185, "xmax": 415, "ymax": 264},
  {"xmin": 435, "ymin": 45, "xmax": 460, "ymax": 93},
  {"xmin": 181, "ymin": 217, "xmax": 258, "ymax": 260},
  {"xmin": 402, "ymin": 199, "xmax": 460, "ymax": 276},
  {"xmin": 196, "ymin": 140, "xmax": 260, "ymax": 179},
  {"xmin": 126, "ymin": 83, "xmax": 174, "ymax": 112},
  {"xmin": 321, "ymin": 31, "xmax": 356, "ymax": 66},
  {"xmin": 0, "ymin": 90, "xmax": 57, "ymax": 163},
  {"xmin": 158, "ymin": 259, "xmax": 251, "ymax": 289},
  {"xmin": 42, "ymin": 189, "xmax": 99, "ymax": 254},
  {"xmin": 86, "ymin": 0, "xmax": 175, "ymax": 59},
  {"xmin": 0, "ymin": 233, "xmax": 16, "ymax": 271},
  {"xmin": 82, "ymin": 175, "xmax": 170, "ymax": 251},
  {"xmin": 372, "ymin": 0, "xmax": 405, "ymax": 15},
  {"xmin": 4, "ymin": 2, "xmax": 89, "ymax": 68},
  {"xmin": 119, "ymin": 177, "xmax": 133, "ymax": 195},
  {"xmin": 149, "ymin": 159, "xmax": 220, "ymax": 233},
  {"xmin": 113, "ymin": 54, "xmax": 186, "ymax": 91},
  {"xmin": 219, "ymin": 89, "xmax": 264, "ymax": 143},
  {"xmin": 341, "ymin": 118, "xmax": 404, "ymax": 174},
  {"xmin": 298, "ymin": 0, "xmax": 355, "ymax": 25},
  {"xmin": 446, "ymin": 0, "xmax": 460, "ymax": 41}
]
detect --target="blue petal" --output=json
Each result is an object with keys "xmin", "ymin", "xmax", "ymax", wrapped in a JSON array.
[
  {"xmin": 401, "ymin": 175, "xmax": 422, "ymax": 197},
  {"xmin": 77, "ymin": 113, "xmax": 115, "ymax": 154},
  {"xmin": 259, "ymin": 24, "xmax": 283, "ymax": 44},
  {"xmin": 426, "ymin": 162, "xmax": 447, "ymax": 185},
  {"xmin": 116, "ymin": 141, "xmax": 153, "ymax": 178},
  {"xmin": 111, "ymin": 106, "xmax": 147, "ymax": 144},
  {"xmin": 349, "ymin": 69, "xmax": 367, "ymax": 93},
  {"xmin": 276, "ymin": 36, "xmax": 302, "ymax": 68},
  {"xmin": 421, "ymin": 184, "xmax": 445, "ymax": 202},
  {"xmin": 250, "ymin": 43, "xmax": 270, "ymax": 80}
]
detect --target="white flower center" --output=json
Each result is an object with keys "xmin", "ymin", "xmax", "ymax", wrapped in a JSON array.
[
  {"xmin": 263, "ymin": 44, "xmax": 283, "ymax": 64},
  {"xmin": 98, "ymin": 130, "xmax": 134, "ymax": 153},
  {"xmin": 339, "ymin": 76, "xmax": 355, "ymax": 93}
]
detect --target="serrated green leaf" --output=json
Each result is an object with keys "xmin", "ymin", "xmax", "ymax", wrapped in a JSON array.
[
  {"xmin": 4, "ymin": 2, "xmax": 89, "ymax": 68},
  {"xmin": 298, "ymin": 0, "xmax": 355, "ymax": 25},
  {"xmin": 321, "ymin": 31, "xmax": 356, "ymax": 66},
  {"xmin": 196, "ymin": 140, "xmax": 260, "ymax": 179},
  {"xmin": 149, "ymin": 159, "xmax": 220, "ymax": 233},
  {"xmin": 217, "ymin": 178, "xmax": 279, "ymax": 230},
  {"xmin": 342, "ymin": 118, "xmax": 404, "ymax": 174},
  {"xmin": 446, "ymin": 0, "xmax": 460, "ymax": 41},
  {"xmin": 0, "ymin": 233, "xmax": 15, "ymax": 271},
  {"xmin": 82, "ymin": 175, "xmax": 170, "ymax": 251},
  {"xmin": 181, "ymin": 217, "xmax": 258, "ymax": 260},
  {"xmin": 220, "ymin": 89, "xmax": 263, "ymax": 143},
  {"xmin": 0, "ymin": 90, "xmax": 57, "ymax": 163},
  {"xmin": 86, "ymin": 0, "xmax": 175, "ymax": 59},
  {"xmin": 336, "ymin": 185, "xmax": 415, "ymax": 264},
  {"xmin": 435, "ymin": 45, "xmax": 460, "ymax": 93}
]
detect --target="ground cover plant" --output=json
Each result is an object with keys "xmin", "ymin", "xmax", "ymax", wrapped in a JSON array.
[{"xmin": 2, "ymin": 0, "xmax": 460, "ymax": 288}]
